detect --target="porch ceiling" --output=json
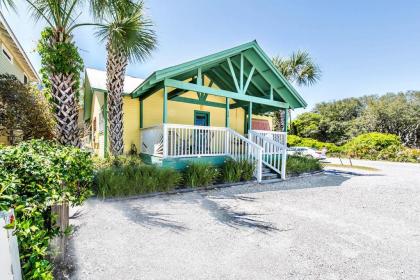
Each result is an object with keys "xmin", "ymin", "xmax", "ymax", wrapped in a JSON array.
[{"xmin": 131, "ymin": 41, "xmax": 307, "ymax": 111}]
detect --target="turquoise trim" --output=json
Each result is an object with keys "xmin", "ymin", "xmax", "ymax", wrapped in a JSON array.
[
  {"xmin": 140, "ymin": 153, "xmax": 229, "ymax": 171},
  {"xmin": 163, "ymin": 156, "xmax": 229, "ymax": 170}
]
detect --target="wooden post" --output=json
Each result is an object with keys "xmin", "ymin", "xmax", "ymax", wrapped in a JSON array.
[
  {"xmin": 225, "ymin": 97, "xmax": 230, "ymax": 127},
  {"xmin": 139, "ymin": 99, "xmax": 143, "ymax": 128},
  {"xmin": 163, "ymin": 86, "xmax": 168, "ymax": 123},
  {"xmin": 248, "ymin": 102, "xmax": 253, "ymax": 134},
  {"xmin": 104, "ymin": 92, "xmax": 108, "ymax": 157},
  {"xmin": 284, "ymin": 108, "xmax": 288, "ymax": 132}
]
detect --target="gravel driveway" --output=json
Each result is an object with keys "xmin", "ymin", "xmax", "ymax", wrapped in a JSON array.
[{"xmin": 66, "ymin": 159, "xmax": 420, "ymax": 280}]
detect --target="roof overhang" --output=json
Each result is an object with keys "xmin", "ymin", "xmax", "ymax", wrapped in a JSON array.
[{"xmin": 132, "ymin": 41, "xmax": 307, "ymax": 112}]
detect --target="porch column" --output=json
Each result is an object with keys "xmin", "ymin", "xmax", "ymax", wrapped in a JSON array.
[
  {"xmin": 104, "ymin": 92, "xmax": 108, "ymax": 158},
  {"xmin": 247, "ymin": 102, "xmax": 252, "ymax": 134},
  {"xmin": 225, "ymin": 97, "xmax": 230, "ymax": 127},
  {"xmin": 163, "ymin": 86, "xmax": 168, "ymax": 123},
  {"xmin": 284, "ymin": 108, "xmax": 288, "ymax": 132},
  {"xmin": 139, "ymin": 99, "xmax": 143, "ymax": 128}
]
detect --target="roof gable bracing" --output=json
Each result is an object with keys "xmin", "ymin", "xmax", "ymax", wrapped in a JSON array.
[{"xmin": 132, "ymin": 41, "xmax": 307, "ymax": 111}]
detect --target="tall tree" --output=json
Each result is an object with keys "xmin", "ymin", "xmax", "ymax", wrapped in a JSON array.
[
  {"xmin": 272, "ymin": 51, "xmax": 321, "ymax": 131},
  {"xmin": 95, "ymin": 0, "xmax": 156, "ymax": 155},
  {"xmin": 3, "ymin": 0, "xmax": 103, "ymax": 147}
]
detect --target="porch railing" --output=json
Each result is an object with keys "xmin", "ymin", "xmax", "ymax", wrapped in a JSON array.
[
  {"xmin": 141, "ymin": 124, "xmax": 263, "ymax": 181},
  {"xmin": 249, "ymin": 130, "xmax": 288, "ymax": 179}
]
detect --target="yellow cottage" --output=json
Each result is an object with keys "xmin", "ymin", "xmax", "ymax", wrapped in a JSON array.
[{"xmin": 83, "ymin": 41, "xmax": 307, "ymax": 181}]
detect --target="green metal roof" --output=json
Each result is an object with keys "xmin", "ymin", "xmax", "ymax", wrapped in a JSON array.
[{"xmin": 132, "ymin": 41, "xmax": 307, "ymax": 111}]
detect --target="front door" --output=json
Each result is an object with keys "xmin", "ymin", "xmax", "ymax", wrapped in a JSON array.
[
  {"xmin": 194, "ymin": 111, "xmax": 210, "ymax": 153},
  {"xmin": 194, "ymin": 111, "xmax": 209, "ymax": 126}
]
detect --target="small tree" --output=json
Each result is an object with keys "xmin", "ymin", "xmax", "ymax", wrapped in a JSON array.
[{"xmin": 0, "ymin": 74, "xmax": 55, "ymax": 145}]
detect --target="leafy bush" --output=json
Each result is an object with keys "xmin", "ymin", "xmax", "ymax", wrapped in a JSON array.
[
  {"xmin": 341, "ymin": 132, "xmax": 420, "ymax": 162},
  {"xmin": 0, "ymin": 74, "xmax": 56, "ymax": 145},
  {"xmin": 286, "ymin": 155, "xmax": 323, "ymax": 175},
  {"xmin": 92, "ymin": 155, "xmax": 142, "ymax": 170},
  {"xmin": 343, "ymin": 132, "xmax": 402, "ymax": 159},
  {"xmin": 0, "ymin": 140, "xmax": 93, "ymax": 279},
  {"xmin": 221, "ymin": 159, "xmax": 255, "ymax": 183},
  {"xmin": 184, "ymin": 163, "xmax": 220, "ymax": 188},
  {"xmin": 95, "ymin": 164, "xmax": 181, "ymax": 198},
  {"xmin": 288, "ymin": 135, "xmax": 342, "ymax": 153}
]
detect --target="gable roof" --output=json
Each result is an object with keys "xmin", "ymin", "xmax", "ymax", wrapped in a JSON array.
[
  {"xmin": 83, "ymin": 68, "xmax": 144, "ymax": 121},
  {"xmin": 0, "ymin": 11, "xmax": 39, "ymax": 82},
  {"xmin": 85, "ymin": 68, "xmax": 144, "ymax": 94},
  {"xmin": 132, "ymin": 40, "xmax": 307, "ymax": 109}
]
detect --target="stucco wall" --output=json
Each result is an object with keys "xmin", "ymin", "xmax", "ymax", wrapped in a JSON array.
[{"xmin": 0, "ymin": 40, "xmax": 26, "ymax": 82}]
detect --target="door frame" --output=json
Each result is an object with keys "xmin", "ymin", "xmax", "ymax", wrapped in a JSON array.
[{"xmin": 194, "ymin": 110, "xmax": 210, "ymax": 126}]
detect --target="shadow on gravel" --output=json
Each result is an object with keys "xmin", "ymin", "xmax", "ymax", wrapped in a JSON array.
[
  {"xmin": 199, "ymin": 196, "xmax": 282, "ymax": 233},
  {"xmin": 119, "ymin": 204, "xmax": 189, "ymax": 232},
  {"xmin": 325, "ymin": 169, "xmax": 385, "ymax": 177}
]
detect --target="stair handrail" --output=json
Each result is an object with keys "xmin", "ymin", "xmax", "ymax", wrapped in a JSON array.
[
  {"xmin": 227, "ymin": 128, "xmax": 263, "ymax": 182},
  {"xmin": 249, "ymin": 130, "xmax": 287, "ymax": 179}
]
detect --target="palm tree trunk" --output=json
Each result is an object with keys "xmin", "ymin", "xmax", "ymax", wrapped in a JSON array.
[
  {"xmin": 50, "ymin": 73, "xmax": 80, "ymax": 147},
  {"xmin": 48, "ymin": 30, "xmax": 80, "ymax": 147},
  {"xmin": 106, "ymin": 41, "xmax": 127, "ymax": 156},
  {"xmin": 274, "ymin": 110, "xmax": 286, "ymax": 131}
]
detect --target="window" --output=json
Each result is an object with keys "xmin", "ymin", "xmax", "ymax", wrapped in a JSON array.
[
  {"xmin": 99, "ymin": 105, "xmax": 105, "ymax": 133},
  {"xmin": 23, "ymin": 74, "xmax": 28, "ymax": 84},
  {"xmin": 2, "ymin": 45, "xmax": 12, "ymax": 63}
]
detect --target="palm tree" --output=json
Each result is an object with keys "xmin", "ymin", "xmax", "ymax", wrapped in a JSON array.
[
  {"xmin": 272, "ymin": 51, "xmax": 321, "ymax": 131},
  {"xmin": 3, "ymin": 0, "xmax": 103, "ymax": 147},
  {"xmin": 95, "ymin": 0, "xmax": 156, "ymax": 155}
]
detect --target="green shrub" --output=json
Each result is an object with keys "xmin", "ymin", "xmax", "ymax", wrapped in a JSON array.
[
  {"xmin": 222, "ymin": 159, "xmax": 242, "ymax": 183},
  {"xmin": 95, "ymin": 164, "xmax": 181, "ymax": 198},
  {"xmin": 0, "ymin": 140, "xmax": 93, "ymax": 279},
  {"xmin": 92, "ymin": 155, "xmax": 142, "ymax": 170},
  {"xmin": 286, "ymin": 155, "xmax": 323, "ymax": 175},
  {"xmin": 288, "ymin": 135, "xmax": 342, "ymax": 153},
  {"xmin": 239, "ymin": 159, "xmax": 256, "ymax": 181},
  {"xmin": 184, "ymin": 163, "xmax": 219, "ymax": 188},
  {"xmin": 343, "ymin": 132, "xmax": 402, "ymax": 159}
]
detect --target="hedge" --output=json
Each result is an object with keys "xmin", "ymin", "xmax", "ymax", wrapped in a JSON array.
[{"xmin": 0, "ymin": 140, "xmax": 93, "ymax": 279}]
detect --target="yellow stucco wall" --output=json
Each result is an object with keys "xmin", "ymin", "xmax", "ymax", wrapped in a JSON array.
[
  {"xmin": 123, "ymin": 96, "xmax": 140, "ymax": 153},
  {"xmin": 90, "ymin": 91, "xmax": 105, "ymax": 157}
]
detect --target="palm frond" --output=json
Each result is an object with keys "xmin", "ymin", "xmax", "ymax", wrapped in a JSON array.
[
  {"xmin": 0, "ymin": 0, "xmax": 16, "ymax": 11},
  {"xmin": 272, "ymin": 50, "xmax": 321, "ymax": 87},
  {"xmin": 95, "ymin": 0, "xmax": 157, "ymax": 62}
]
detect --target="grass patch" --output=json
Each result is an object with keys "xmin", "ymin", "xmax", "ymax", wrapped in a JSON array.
[
  {"xmin": 286, "ymin": 155, "xmax": 323, "ymax": 175},
  {"xmin": 324, "ymin": 163, "xmax": 379, "ymax": 171},
  {"xmin": 95, "ymin": 164, "xmax": 182, "ymax": 198},
  {"xmin": 183, "ymin": 162, "xmax": 220, "ymax": 188}
]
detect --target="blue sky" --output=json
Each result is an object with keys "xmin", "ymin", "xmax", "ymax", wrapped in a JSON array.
[{"xmin": 3, "ymin": 0, "xmax": 420, "ymax": 115}]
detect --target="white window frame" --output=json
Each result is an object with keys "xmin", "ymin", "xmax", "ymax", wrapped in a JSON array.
[
  {"xmin": 2, "ymin": 44, "xmax": 13, "ymax": 64},
  {"xmin": 23, "ymin": 73, "xmax": 28, "ymax": 84}
]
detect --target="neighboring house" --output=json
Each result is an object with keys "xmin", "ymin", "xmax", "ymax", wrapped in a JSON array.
[
  {"xmin": 0, "ymin": 11, "xmax": 40, "ymax": 145},
  {"xmin": 84, "ymin": 41, "xmax": 307, "ymax": 180},
  {"xmin": 0, "ymin": 11, "xmax": 39, "ymax": 84}
]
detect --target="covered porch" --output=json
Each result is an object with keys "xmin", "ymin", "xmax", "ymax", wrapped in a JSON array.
[{"xmin": 131, "ymin": 41, "xmax": 307, "ymax": 181}]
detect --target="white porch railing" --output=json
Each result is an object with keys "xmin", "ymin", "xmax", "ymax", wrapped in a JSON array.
[
  {"xmin": 141, "ymin": 124, "xmax": 263, "ymax": 181},
  {"xmin": 249, "ymin": 130, "xmax": 288, "ymax": 179}
]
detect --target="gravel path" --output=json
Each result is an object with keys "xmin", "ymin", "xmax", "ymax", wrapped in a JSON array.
[{"xmin": 67, "ymin": 159, "xmax": 420, "ymax": 280}]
